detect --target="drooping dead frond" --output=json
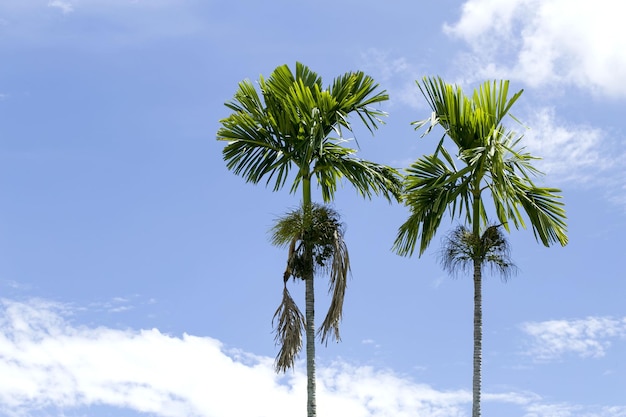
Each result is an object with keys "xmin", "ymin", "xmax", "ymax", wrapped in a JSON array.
[
  {"xmin": 271, "ymin": 206, "xmax": 309, "ymax": 281},
  {"xmin": 271, "ymin": 203, "xmax": 350, "ymax": 279},
  {"xmin": 272, "ymin": 284, "xmax": 305, "ymax": 373},
  {"xmin": 439, "ymin": 224, "xmax": 517, "ymax": 281},
  {"xmin": 318, "ymin": 228, "xmax": 350, "ymax": 345},
  {"xmin": 271, "ymin": 203, "xmax": 351, "ymax": 346},
  {"xmin": 480, "ymin": 225, "xmax": 517, "ymax": 280},
  {"xmin": 439, "ymin": 226, "xmax": 474, "ymax": 277},
  {"xmin": 283, "ymin": 238, "xmax": 300, "ymax": 281}
]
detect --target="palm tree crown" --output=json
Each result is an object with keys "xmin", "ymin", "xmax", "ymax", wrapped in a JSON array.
[
  {"xmin": 217, "ymin": 62, "xmax": 401, "ymax": 203},
  {"xmin": 394, "ymin": 76, "xmax": 568, "ymax": 256}
]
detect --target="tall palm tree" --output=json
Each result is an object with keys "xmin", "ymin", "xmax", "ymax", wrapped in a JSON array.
[
  {"xmin": 217, "ymin": 62, "xmax": 401, "ymax": 417},
  {"xmin": 393, "ymin": 76, "xmax": 568, "ymax": 417}
]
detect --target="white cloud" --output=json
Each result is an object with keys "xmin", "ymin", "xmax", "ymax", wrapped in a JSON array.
[
  {"xmin": 359, "ymin": 49, "xmax": 426, "ymax": 110},
  {"xmin": 47, "ymin": 0, "xmax": 74, "ymax": 14},
  {"xmin": 515, "ymin": 107, "xmax": 626, "ymax": 206},
  {"xmin": 521, "ymin": 316, "xmax": 626, "ymax": 361},
  {"xmin": 524, "ymin": 403, "xmax": 626, "ymax": 417},
  {"xmin": 445, "ymin": 0, "xmax": 626, "ymax": 98},
  {"xmin": 520, "ymin": 107, "xmax": 616, "ymax": 183},
  {"xmin": 87, "ymin": 295, "xmax": 142, "ymax": 314},
  {"xmin": 523, "ymin": 403, "xmax": 580, "ymax": 417},
  {"xmin": 0, "ymin": 0, "xmax": 204, "ymax": 45},
  {"xmin": 0, "ymin": 298, "xmax": 475, "ymax": 417},
  {"xmin": 0, "ymin": 298, "xmax": 624, "ymax": 417}
]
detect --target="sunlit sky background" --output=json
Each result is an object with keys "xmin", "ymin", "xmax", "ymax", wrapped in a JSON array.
[{"xmin": 0, "ymin": 1, "xmax": 625, "ymax": 416}]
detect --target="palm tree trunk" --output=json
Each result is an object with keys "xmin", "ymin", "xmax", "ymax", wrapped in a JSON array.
[
  {"xmin": 302, "ymin": 175, "xmax": 316, "ymax": 417},
  {"xmin": 472, "ymin": 258, "xmax": 482, "ymax": 417},
  {"xmin": 305, "ymin": 271, "xmax": 316, "ymax": 417},
  {"xmin": 470, "ymin": 184, "xmax": 483, "ymax": 417}
]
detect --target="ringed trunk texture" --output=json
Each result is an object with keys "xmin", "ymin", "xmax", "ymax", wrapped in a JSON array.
[
  {"xmin": 471, "ymin": 187, "xmax": 483, "ymax": 417},
  {"xmin": 472, "ymin": 258, "xmax": 482, "ymax": 417},
  {"xmin": 302, "ymin": 176, "xmax": 316, "ymax": 417},
  {"xmin": 305, "ymin": 273, "xmax": 316, "ymax": 417}
]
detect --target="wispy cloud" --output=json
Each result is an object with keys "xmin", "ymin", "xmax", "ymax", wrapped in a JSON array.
[
  {"xmin": 47, "ymin": 0, "xmax": 74, "ymax": 14},
  {"xmin": 0, "ymin": 0, "xmax": 205, "ymax": 45},
  {"xmin": 1, "ymin": 280, "xmax": 32, "ymax": 291},
  {"xmin": 520, "ymin": 107, "xmax": 624, "ymax": 186},
  {"xmin": 444, "ymin": 0, "xmax": 626, "ymax": 98},
  {"xmin": 521, "ymin": 316, "xmax": 626, "ymax": 361},
  {"xmin": 524, "ymin": 403, "xmax": 626, "ymax": 417},
  {"xmin": 359, "ymin": 49, "xmax": 426, "ymax": 110},
  {"xmin": 88, "ymin": 296, "xmax": 136, "ymax": 313}
]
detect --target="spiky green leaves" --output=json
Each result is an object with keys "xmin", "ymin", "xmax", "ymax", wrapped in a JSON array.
[
  {"xmin": 217, "ymin": 62, "xmax": 401, "ymax": 203},
  {"xmin": 395, "ymin": 76, "xmax": 568, "ymax": 257},
  {"xmin": 270, "ymin": 203, "xmax": 350, "ymax": 372}
]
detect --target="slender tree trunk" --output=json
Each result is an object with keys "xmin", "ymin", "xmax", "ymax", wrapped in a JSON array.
[
  {"xmin": 302, "ymin": 175, "xmax": 316, "ymax": 417},
  {"xmin": 305, "ymin": 270, "xmax": 316, "ymax": 417},
  {"xmin": 471, "ymin": 187, "xmax": 482, "ymax": 417},
  {"xmin": 472, "ymin": 258, "xmax": 482, "ymax": 417}
]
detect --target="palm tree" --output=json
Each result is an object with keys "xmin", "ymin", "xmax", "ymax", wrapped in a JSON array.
[
  {"xmin": 217, "ymin": 62, "xmax": 401, "ymax": 417},
  {"xmin": 393, "ymin": 76, "xmax": 568, "ymax": 417}
]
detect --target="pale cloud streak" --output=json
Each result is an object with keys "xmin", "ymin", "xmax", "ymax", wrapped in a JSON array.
[
  {"xmin": 0, "ymin": 0, "xmax": 204, "ymax": 45},
  {"xmin": 521, "ymin": 316, "xmax": 626, "ymax": 361},
  {"xmin": 512, "ymin": 105, "xmax": 626, "ymax": 207},
  {"xmin": 47, "ymin": 0, "xmax": 74, "ymax": 14},
  {"xmin": 445, "ymin": 0, "xmax": 626, "ymax": 98},
  {"xmin": 524, "ymin": 403, "xmax": 626, "ymax": 417},
  {"xmin": 360, "ymin": 49, "xmax": 426, "ymax": 110},
  {"xmin": 519, "ymin": 107, "xmax": 623, "ymax": 185}
]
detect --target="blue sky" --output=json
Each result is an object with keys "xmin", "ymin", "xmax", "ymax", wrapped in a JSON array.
[{"xmin": 0, "ymin": 0, "xmax": 624, "ymax": 416}]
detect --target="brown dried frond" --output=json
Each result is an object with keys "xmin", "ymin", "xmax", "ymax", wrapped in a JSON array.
[
  {"xmin": 439, "ymin": 224, "xmax": 517, "ymax": 281},
  {"xmin": 272, "ymin": 284, "xmax": 305, "ymax": 373},
  {"xmin": 480, "ymin": 225, "xmax": 517, "ymax": 280},
  {"xmin": 283, "ymin": 238, "xmax": 298, "ymax": 282},
  {"xmin": 318, "ymin": 228, "xmax": 350, "ymax": 345},
  {"xmin": 271, "ymin": 203, "xmax": 352, "ymax": 347}
]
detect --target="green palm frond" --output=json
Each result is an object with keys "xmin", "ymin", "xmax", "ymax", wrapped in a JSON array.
[
  {"xmin": 393, "ymin": 153, "xmax": 473, "ymax": 256},
  {"xmin": 472, "ymin": 79, "xmax": 524, "ymax": 129},
  {"xmin": 217, "ymin": 62, "xmax": 401, "ymax": 202},
  {"xmin": 397, "ymin": 76, "xmax": 567, "ymax": 257},
  {"xmin": 510, "ymin": 180, "xmax": 568, "ymax": 246},
  {"xmin": 313, "ymin": 145, "xmax": 402, "ymax": 202}
]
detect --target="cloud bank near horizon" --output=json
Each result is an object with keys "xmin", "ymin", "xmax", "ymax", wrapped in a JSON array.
[
  {"xmin": 0, "ymin": 298, "xmax": 624, "ymax": 417},
  {"xmin": 0, "ymin": 298, "xmax": 473, "ymax": 417}
]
